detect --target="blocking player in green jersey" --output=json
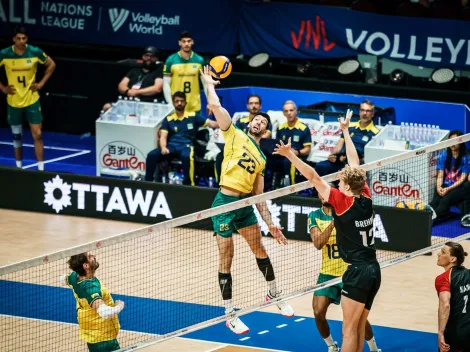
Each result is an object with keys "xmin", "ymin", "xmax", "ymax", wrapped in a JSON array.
[
  {"xmin": 0, "ymin": 26, "xmax": 56, "ymax": 170},
  {"xmin": 309, "ymin": 194, "xmax": 381, "ymax": 352},
  {"xmin": 60, "ymin": 253, "xmax": 125, "ymax": 352},
  {"xmin": 163, "ymin": 31, "xmax": 208, "ymax": 114}
]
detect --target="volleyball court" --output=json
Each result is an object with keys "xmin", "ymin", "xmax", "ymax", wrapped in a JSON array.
[{"xmin": 1, "ymin": 134, "xmax": 470, "ymax": 351}]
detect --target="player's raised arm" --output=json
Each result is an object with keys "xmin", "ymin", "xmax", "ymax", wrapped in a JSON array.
[
  {"xmin": 340, "ymin": 109, "xmax": 360, "ymax": 168},
  {"xmin": 274, "ymin": 138, "xmax": 331, "ymax": 201},
  {"xmin": 199, "ymin": 66, "xmax": 231, "ymax": 131}
]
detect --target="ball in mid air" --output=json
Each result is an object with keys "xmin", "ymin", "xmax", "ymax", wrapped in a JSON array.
[{"xmin": 209, "ymin": 56, "xmax": 232, "ymax": 79}]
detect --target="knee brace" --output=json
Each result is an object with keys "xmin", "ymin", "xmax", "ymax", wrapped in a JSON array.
[{"xmin": 11, "ymin": 125, "xmax": 23, "ymax": 148}]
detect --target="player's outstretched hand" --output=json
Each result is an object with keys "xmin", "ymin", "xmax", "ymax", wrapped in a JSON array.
[
  {"xmin": 338, "ymin": 109, "xmax": 353, "ymax": 131},
  {"xmin": 199, "ymin": 65, "xmax": 220, "ymax": 86},
  {"xmin": 270, "ymin": 226, "xmax": 287, "ymax": 245},
  {"xmin": 116, "ymin": 300, "xmax": 125, "ymax": 310},
  {"xmin": 273, "ymin": 138, "xmax": 292, "ymax": 157}
]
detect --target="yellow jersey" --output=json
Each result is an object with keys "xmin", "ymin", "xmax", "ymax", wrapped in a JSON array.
[
  {"xmin": 66, "ymin": 272, "xmax": 120, "ymax": 344},
  {"xmin": 308, "ymin": 208, "xmax": 349, "ymax": 277},
  {"xmin": 163, "ymin": 52, "xmax": 205, "ymax": 113},
  {"xmin": 0, "ymin": 45, "xmax": 48, "ymax": 108},
  {"xmin": 220, "ymin": 124, "xmax": 266, "ymax": 194}
]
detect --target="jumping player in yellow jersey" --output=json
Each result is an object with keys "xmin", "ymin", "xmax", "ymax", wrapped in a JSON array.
[
  {"xmin": 60, "ymin": 252, "xmax": 125, "ymax": 352},
  {"xmin": 0, "ymin": 27, "xmax": 56, "ymax": 170},
  {"xmin": 200, "ymin": 66, "xmax": 294, "ymax": 335},
  {"xmin": 309, "ymin": 194, "xmax": 381, "ymax": 352},
  {"xmin": 163, "ymin": 31, "xmax": 208, "ymax": 114}
]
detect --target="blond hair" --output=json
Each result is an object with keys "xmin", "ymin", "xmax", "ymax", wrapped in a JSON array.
[{"xmin": 340, "ymin": 165, "xmax": 367, "ymax": 194}]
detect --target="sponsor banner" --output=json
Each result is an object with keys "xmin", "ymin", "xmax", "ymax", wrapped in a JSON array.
[
  {"xmin": 0, "ymin": 0, "xmax": 238, "ymax": 54},
  {"xmin": 369, "ymin": 153, "xmax": 438, "ymax": 207},
  {"xmin": 0, "ymin": 167, "xmax": 431, "ymax": 252},
  {"xmin": 99, "ymin": 141, "xmax": 146, "ymax": 172},
  {"xmin": 240, "ymin": 2, "xmax": 470, "ymax": 69}
]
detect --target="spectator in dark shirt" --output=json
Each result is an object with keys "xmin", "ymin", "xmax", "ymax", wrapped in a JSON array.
[{"xmin": 103, "ymin": 46, "xmax": 164, "ymax": 111}]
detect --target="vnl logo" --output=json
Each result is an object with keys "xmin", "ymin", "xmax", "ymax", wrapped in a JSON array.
[{"xmin": 109, "ymin": 8, "xmax": 130, "ymax": 32}]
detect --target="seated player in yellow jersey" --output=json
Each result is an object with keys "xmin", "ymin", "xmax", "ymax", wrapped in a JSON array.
[
  {"xmin": 60, "ymin": 252, "xmax": 125, "ymax": 352},
  {"xmin": 200, "ymin": 65, "xmax": 294, "ymax": 335},
  {"xmin": 0, "ymin": 26, "xmax": 56, "ymax": 170},
  {"xmin": 309, "ymin": 194, "xmax": 381, "ymax": 352}
]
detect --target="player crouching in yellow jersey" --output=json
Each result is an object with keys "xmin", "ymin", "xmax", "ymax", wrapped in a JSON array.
[
  {"xmin": 0, "ymin": 26, "xmax": 56, "ymax": 170},
  {"xmin": 60, "ymin": 252, "xmax": 124, "ymax": 352},
  {"xmin": 309, "ymin": 194, "xmax": 381, "ymax": 352},
  {"xmin": 200, "ymin": 65, "xmax": 294, "ymax": 335}
]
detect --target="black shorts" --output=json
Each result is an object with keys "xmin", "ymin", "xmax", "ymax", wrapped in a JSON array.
[
  {"xmin": 342, "ymin": 261, "xmax": 381, "ymax": 310},
  {"xmin": 445, "ymin": 331, "xmax": 470, "ymax": 352}
]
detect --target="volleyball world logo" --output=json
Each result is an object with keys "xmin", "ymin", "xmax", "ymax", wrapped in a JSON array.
[{"xmin": 44, "ymin": 175, "xmax": 72, "ymax": 213}]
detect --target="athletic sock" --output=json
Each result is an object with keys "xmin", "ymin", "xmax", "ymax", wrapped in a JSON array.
[
  {"xmin": 223, "ymin": 299, "xmax": 233, "ymax": 314},
  {"xmin": 323, "ymin": 334, "xmax": 334, "ymax": 347},
  {"xmin": 267, "ymin": 279, "xmax": 278, "ymax": 297},
  {"xmin": 16, "ymin": 161, "xmax": 22, "ymax": 168},
  {"xmin": 367, "ymin": 337, "xmax": 379, "ymax": 351},
  {"xmin": 38, "ymin": 162, "xmax": 44, "ymax": 171}
]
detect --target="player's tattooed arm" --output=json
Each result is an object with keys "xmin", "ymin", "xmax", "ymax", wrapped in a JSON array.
[
  {"xmin": 199, "ymin": 66, "xmax": 231, "ymax": 131},
  {"xmin": 274, "ymin": 138, "xmax": 331, "ymax": 201},
  {"xmin": 253, "ymin": 174, "xmax": 287, "ymax": 245}
]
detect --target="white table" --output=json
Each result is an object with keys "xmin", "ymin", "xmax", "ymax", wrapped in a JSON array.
[
  {"xmin": 365, "ymin": 124, "xmax": 449, "ymax": 207},
  {"xmin": 95, "ymin": 102, "xmax": 174, "ymax": 177}
]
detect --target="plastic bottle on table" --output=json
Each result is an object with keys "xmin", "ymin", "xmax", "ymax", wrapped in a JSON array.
[
  {"xmin": 387, "ymin": 121, "xmax": 393, "ymax": 140},
  {"xmin": 208, "ymin": 177, "xmax": 214, "ymax": 188},
  {"xmin": 283, "ymin": 175, "xmax": 291, "ymax": 187}
]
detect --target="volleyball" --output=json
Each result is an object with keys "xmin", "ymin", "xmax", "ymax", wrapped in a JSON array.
[
  {"xmin": 395, "ymin": 199, "xmax": 426, "ymax": 210},
  {"xmin": 209, "ymin": 56, "xmax": 232, "ymax": 79}
]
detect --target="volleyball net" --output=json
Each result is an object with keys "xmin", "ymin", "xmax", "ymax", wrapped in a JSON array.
[{"xmin": 2, "ymin": 133, "xmax": 470, "ymax": 351}]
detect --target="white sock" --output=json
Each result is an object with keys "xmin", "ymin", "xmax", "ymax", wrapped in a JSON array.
[
  {"xmin": 268, "ymin": 280, "xmax": 278, "ymax": 296},
  {"xmin": 367, "ymin": 337, "xmax": 379, "ymax": 351},
  {"xmin": 323, "ymin": 334, "xmax": 334, "ymax": 347},
  {"xmin": 224, "ymin": 299, "xmax": 233, "ymax": 314},
  {"xmin": 38, "ymin": 162, "xmax": 44, "ymax": 171},
  {"xmin": 16, "ymin": 160, "xmax": 22, "ymax": 168}
]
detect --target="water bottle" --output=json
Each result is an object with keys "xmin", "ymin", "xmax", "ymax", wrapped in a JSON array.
[
  {"xmin": 208, "ymin": 177, "xmax": 214, "ymax": 188},
  {"xmin": 130, "ymin": 98, "xmax": 137, "ymax": 116},
  {"xmin": 108, "ymin": 103, "xmax": 116, "ymax": 121},
  {"xmin": 400, "ymin": 122, "xmax": 405, "ymax": 140},
  {"xmin": 153, "ymin": 99, "xmax": 160, "ymax": 118},
  {"xmin": 387, "ymin": 121, "xmax": 393, "ymax": 140},
  {"xmin": 168, "ymin": 172, "xmax": 175, "ymax": 184},
  {"xmin": 99, "ymin": 110, "xmax": 105, "ymax": 120},
  {"xmin": 283, "ymin": 175, "xmax": 291, "ymax": 187},
  {"xmin": 404, "ymin": 122, "xmax": 410, "ymax": 136}
]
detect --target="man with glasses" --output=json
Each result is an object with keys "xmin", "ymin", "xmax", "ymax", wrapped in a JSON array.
[{"xmin": 315, "ymin": 100, "xmax": 379, "ymax": 177}]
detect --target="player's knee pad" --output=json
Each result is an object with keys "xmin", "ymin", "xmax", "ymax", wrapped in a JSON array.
[
  {"xmin": 256, "ymin": 257, "xmax": 275, "ymax": 281},
  {"xmin": 11, "ymin": 125, "xmax": 23, "ymax": 148}
]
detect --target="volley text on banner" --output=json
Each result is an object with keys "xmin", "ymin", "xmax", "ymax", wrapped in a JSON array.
[{"xmin": 240, "ymin": 2, "xmax": 470, "ymax": 69}]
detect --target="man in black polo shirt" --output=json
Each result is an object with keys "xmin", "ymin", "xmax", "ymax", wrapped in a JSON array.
[{"xmin": 103, "ymin": 47, "xmax": 164, "ymax": 111}]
